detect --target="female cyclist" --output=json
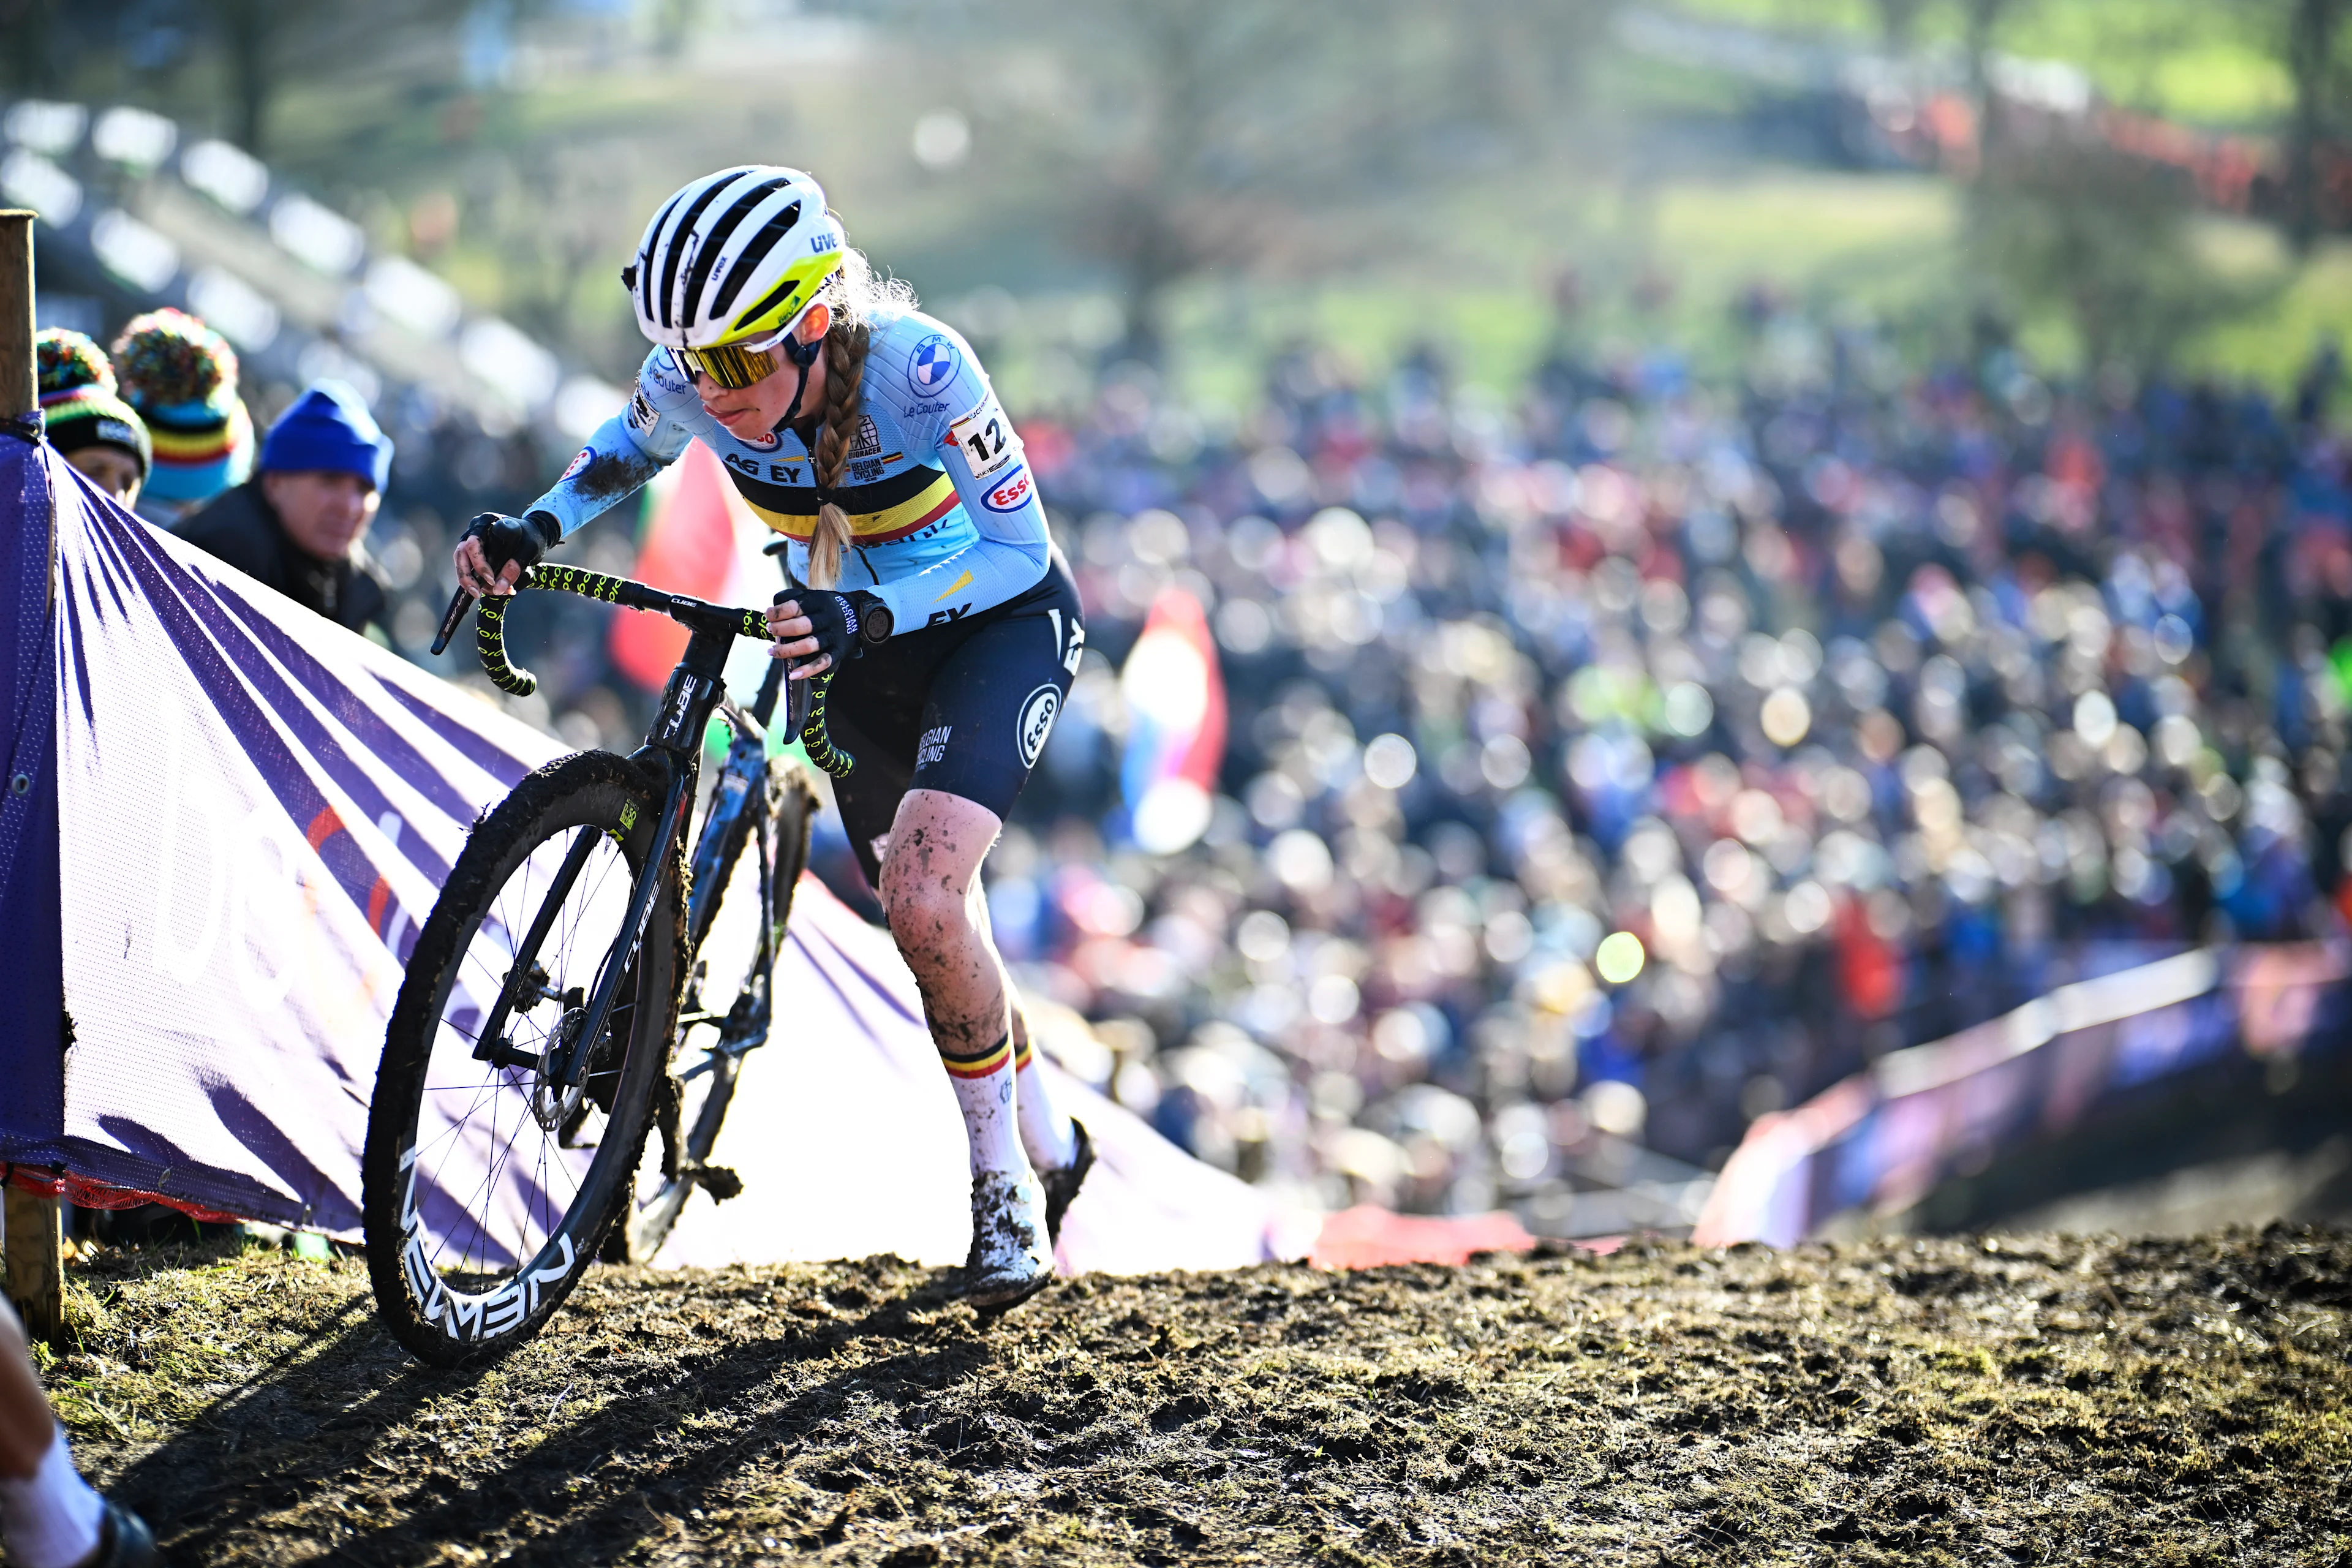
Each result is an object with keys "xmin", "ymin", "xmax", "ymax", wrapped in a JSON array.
[{"xmin": 453, "ymin": 166, "xmax": 1091, "ymax": 1309}]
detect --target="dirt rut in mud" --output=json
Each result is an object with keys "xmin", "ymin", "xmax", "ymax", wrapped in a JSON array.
[{"xmin": 42, "ymin": 1227, "xmax": 2352, "ymax": 1564}]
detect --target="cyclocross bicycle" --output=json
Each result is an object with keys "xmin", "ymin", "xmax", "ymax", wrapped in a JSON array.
[{"xmin": 362, "ymin": 559, "xmax": 853, "ymax": 1366}]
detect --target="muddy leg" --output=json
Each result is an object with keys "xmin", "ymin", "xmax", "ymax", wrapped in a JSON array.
[
  {"xmin": 879, "ymin": 788, "xmax": 1024, "ymax": 1178},
  {"xmin": 972, "ymin": 888, "xmax": 1077, "ymax": 1171},
  {"xmin": 880, "ymin": 790, "xmax": 1052, "ymax": 1300}
]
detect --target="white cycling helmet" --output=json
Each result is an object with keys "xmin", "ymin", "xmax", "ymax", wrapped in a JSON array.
[{"xmin": 622, "ymin": 165, "xmax": 847, "ymax": 356}]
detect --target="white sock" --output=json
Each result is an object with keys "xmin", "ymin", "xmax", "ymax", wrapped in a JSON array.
[
  {"xmin": 940, "ymin": 1033, "xmax": 1030, "ymax": 1178},
  {"xmin": 0, "ymin": 1427, "xmax": 107, "ymax": 1568},
  {"xmin": 1011, "ymin": 1026, "xmax": 1078, "ymax": 1171}
]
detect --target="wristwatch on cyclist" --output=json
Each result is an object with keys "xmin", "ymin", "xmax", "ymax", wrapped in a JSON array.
[{"xmin": 847, "ymin": 590, "xmax": 893, "ymax": 646}]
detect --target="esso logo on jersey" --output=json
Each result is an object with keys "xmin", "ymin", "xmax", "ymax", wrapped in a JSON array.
[
  {"xmin": 560, "ymin": 447, "xmax": 593, "ymax": 481},
  {"xmin": 1017, "ymin": 684, "xmax": 1060, "ymax": 767},
  {"xmin": 984, "ymin": 467, "xmax": 1032, "ymax": 513}
]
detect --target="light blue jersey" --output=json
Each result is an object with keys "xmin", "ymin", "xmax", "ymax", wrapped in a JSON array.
[{"xmin": 526, "ymin": 307, "xmax": 1049, "ymax": 630}]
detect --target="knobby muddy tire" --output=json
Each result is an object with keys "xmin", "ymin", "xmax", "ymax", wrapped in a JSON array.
[{"xmin": 363, "ymin": 750, "xmax": 684, "ymax": 1367}]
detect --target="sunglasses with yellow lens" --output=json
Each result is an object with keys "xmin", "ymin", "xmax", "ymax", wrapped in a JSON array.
[
  {"xmin": 677, "ymin": 339, "xmax": 779, "ymax": 390},
  {"xmin": 676, "ymin": 323, "xmax": 824, "ymax": 391}
]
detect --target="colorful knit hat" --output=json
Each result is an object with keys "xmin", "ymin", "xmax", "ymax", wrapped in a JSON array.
[
  {"xmin": 37, "ymin": 329, "xmax": 153, "ymax": 482},
  {"xmin": 111, "ymin": 307, "xmax": 254, "ymax": 505}
]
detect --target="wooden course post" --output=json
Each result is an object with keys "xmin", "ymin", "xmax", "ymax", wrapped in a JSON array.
[
  {"xmin": 0, "ymin": 208, "xmax": 66, "ymax": 1346},
  {"xmin": 0, "ymin": 211, "xmax": 29, "ymax": 416},
  {"xmin": 4, "ymin": 1191, "xmax": 65, "ymax": 1346}
]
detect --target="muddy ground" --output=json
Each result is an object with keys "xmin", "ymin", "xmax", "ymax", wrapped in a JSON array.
[{"xmin": 32, "ymin": 1227, "xmax": 2352, "ymax": 1565}]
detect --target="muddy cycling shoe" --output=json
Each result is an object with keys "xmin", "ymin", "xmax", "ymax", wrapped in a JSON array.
[
  {"xmin": 1040, "ymin": 1118, "xmax": 1095, "ymax": 1246},
  {"xmin": 89, "ymin": 1499, "xmax": 166, "ymax": 1567},
  {"xmin": 962, "ymin": 1169, "xmax": 1053, "ymax": 1311}
]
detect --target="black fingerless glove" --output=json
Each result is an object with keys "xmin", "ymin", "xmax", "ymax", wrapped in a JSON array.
[
  {"xmin": 777, "ymin": 587, "xmax": 892, "ymax": 672},
  {"xmin": 463, "ymin": 510, "xmax": 561, "ymax": 581}
]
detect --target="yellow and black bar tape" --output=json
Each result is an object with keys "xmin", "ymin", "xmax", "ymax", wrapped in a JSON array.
[
  {"xmin": 526, "ymin": 564, "xmax": 628, "ymax": 603},
  {"xmin": 473, "ymin": 565, "xmax": 778, "ymax": 701},
  {"xmin": 474, "ymin": 594, "xmax": 539, "ymax": 698},
  {"xmin": 798, "ymin": 670, "xmax": 855, "ymax": 778}
]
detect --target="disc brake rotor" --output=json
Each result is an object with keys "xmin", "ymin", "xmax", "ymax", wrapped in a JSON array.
[{"xmin": 537, "ymin": 1005, "xmax": 591, "ymax": 1134}]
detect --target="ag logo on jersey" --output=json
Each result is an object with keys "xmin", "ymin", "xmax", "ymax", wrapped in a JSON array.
[
  {"xmin": 984, "ymin": 466, "xmax": 1033, "ymax": 514},
  {"xmin": 1017, "ymin": 684, "xmax": 1061, "ymax": 768},
  {"xmin": 907, "ymin": 334, "xmax": 961, "ymax": 397}
]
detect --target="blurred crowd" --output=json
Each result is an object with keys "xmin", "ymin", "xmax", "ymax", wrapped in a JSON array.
[
  {"xmin": 53, "ymin": 286, "xmax": 2352, "ymax": 1238},
  {"xmin": 968, "ymin": 303, "xmax": 2352, "ymax": 1233}
]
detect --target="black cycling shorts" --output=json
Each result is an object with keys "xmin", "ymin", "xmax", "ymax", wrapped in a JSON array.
[{"xmin": 822, "ymin": 551, "xmax": 1084, "ymax": 888}]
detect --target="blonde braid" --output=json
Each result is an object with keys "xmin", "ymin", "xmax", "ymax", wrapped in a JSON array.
[{"xmin": 806, "ymin": 321, "xmax": 870, "ymax": 590}]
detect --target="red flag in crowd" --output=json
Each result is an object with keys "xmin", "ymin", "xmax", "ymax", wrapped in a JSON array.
[{"xmin": 611, "ymin": 440, "xmax": 744, "ymax": 691}]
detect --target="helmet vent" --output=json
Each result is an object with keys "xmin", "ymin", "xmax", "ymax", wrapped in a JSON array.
[
  {"xmin": 681, "ymin": 181, "xmax": 794, "ymax": 334},
  {"xmin": 709, "ymin": 202, "xmax": 805, "ymax": 322},
  {"xmin": 654, "ymin": 176, "xmax": 735, "ymax": 330}
]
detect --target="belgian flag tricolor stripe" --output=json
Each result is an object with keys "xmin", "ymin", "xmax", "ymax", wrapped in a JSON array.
[
  {"xmin": 940, "ymin": 1034, "xmax": 1014, "ymax": 1080},
  {"xmin": 731, "ymin": 466, "xmax": 961, "ymax": 547}
]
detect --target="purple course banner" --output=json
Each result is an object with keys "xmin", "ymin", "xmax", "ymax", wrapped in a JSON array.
[{"xmin": 8, "ymin": 443, "xmax": 562, "ymax": 1231}]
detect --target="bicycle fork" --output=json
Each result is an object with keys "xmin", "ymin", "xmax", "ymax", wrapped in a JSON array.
[{"xmin": 475, "ymin": 621, "xmax": 737, "ymax": 1094}]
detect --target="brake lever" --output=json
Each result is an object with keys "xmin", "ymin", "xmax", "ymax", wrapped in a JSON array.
[{"xmin": 431, "ymin": 585, "xmax": 474, "ymax": 656}]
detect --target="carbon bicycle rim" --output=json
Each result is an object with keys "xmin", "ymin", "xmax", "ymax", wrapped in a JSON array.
[
  {"xmin": 621, "ymin": 756, "xmax": 817, "ymax": 1262},
  {"xmin": 363, "ymin": 750, "xmax": 681, "ymax": 1365}
]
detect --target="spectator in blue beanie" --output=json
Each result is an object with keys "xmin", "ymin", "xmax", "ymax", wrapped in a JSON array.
[{"xmin": 175, "ymin": 379, "xmax": 393, "ymax": 636}]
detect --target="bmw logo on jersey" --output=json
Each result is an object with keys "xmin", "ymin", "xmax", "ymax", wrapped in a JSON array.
[{"xmin": 907, "ymin": 334, "xmax": 960, "ymax": 397}]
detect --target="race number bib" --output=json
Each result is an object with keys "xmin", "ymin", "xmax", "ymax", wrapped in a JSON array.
[{"xmin": 948, "ymin": 391, "xmax": 1020, "ymax": 480}]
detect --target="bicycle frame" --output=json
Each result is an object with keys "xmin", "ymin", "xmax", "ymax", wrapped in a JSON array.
[
  {"xmin": 542, "ymin": 615, "xmax": 737, "ymax": 1090},
  {"xmin": 428, "ymin": 559, "xmax": 850, "ymax": 1096},
  {"xmin": 675, "ymin": 653, "xmax": 789, "ymax": 1065}
]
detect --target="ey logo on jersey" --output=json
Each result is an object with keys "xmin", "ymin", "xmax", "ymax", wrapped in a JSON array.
[{"xmin": 907, "ymin": 334, "xmax": 960, "ymax": 397}]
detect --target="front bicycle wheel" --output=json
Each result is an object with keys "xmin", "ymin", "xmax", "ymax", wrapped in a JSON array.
[
  {"xmin": 618, "ymin": 755, "xmax": 816, "ymax": 1262},
  {"xmin": 363, "ymin": 750, "xmax": 683, "ymax": 1365}
]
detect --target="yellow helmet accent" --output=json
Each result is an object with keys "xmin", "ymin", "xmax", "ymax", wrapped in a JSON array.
[{"xmin": 722, "ymin": 240, "xmax": 845, "ymax": 345}]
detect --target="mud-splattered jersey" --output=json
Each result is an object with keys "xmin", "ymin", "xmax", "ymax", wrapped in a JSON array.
[{"xmin": 525, "ymin": 306, "xmax": 1049, "ymax": 632}]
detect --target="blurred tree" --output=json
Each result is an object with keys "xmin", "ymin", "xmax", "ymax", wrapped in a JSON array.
[
  {"xmin": 1, "ymin": 0, "xmax": 59, "ymax": 91},
  {"xmin": 1967, "ymin": 134, "xmax": 2273, "ymax": 374},
  {"xmin": 1872, "ymin": 0, "xmax": 1924, "ymax": 53},
  {"xmin": 1021, "ymin": 0, "xmax": 1613, "ymax": 361},
  {"xmin": 199, "ymin": 0, "xmax": 473, "ymax": 156},
  {"xmin": 1960, "ymin": 0, "xmax": 2021, "ymax": 157},
  {"xmin": 1024, "ymin": 0, "xmax": 1326, "ymax": 361},
  {"xmin": 2279, "ymin": 0, "xmax": 2348, "ymax": 252},
  {"xmin": 209, "ymin": 0, "xmax": 281, "ymax": 154}
]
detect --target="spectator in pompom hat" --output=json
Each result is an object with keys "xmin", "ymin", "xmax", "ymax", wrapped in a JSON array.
[
  {"xmin": 36, "ymin": 329, "xmax": 151, "ymax": 507},
  {"xmin": 111, "ymin": 307, "xmax": 254, "ymax": 524},
  {"xmin": 175, "ymin": 379, "xmax": 392, "ymax": 636}
]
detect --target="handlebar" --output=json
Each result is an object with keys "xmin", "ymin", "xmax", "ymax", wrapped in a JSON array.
[{"xmin": 429, "ymin": 568, "xmax": 854, "ymax": 777}]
